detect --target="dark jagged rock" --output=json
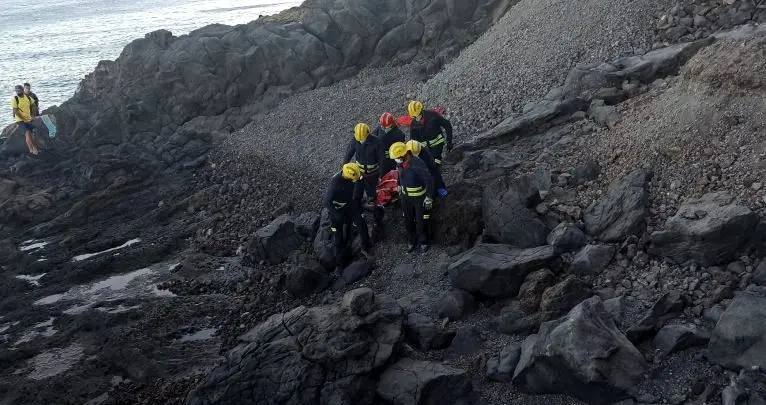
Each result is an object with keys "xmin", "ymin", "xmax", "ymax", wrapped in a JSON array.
[
  {"xmin": 487, "ymin": 343, "xmax": 522, "ymax": 382},
  {"xmin": 456, "ymin": 149, "xmax": 520, "ymax": 179},
  {"xmin": 547, "ymin": 222, "xmax": 588, "ymax": 253},
  {"xmin": 626, "ymin": 291, "xmax": 686, "ymax": 342},
  {"xmin": 332, "ymin": 259, "xmax": 373, "ymax": 290},
  {"xmin": 721, "ymin": 369, "xmax": 766, "ymax": 405},
  {"xmin": 483, "ymin": 176, "xmax": 548, "ymax": 248},
  {"xmin": 708, "ymin": 292, "xmax": 766, "ymax": 371},
  {"xmin": 285, "ymin": 255, "xmax": 329, "ymax": 298},
  {"xmin": 653, "ymin": 324, "xmax": 709, "ymax": 355},
  {"xmin": 752, "ymin": 261, "xmax": 766, "ymax": 287},
  {"xmin": 649, "ymin": 192, "xmax": 758, "ymax": 266},
  {"xmin": 187, "ymin": 288, "xmax": 402, "ymax": 405},
  {"xmin": 294, "ymin": 211, "xmax": 320, "ymax": 238},
  {"xmin": 584, "ymin": 168, "xmax": 652, "ymax": 243},
  {"xmin": 377, "ymin": 358, "xmax": 472, "ymax": 405},
  {"xmin": 244, "ymin": 214, "xmax": 303, "ymax": 264},
  {"xmin": 447, "ymin": 326, "xmax": 485, "ymax": 357},
  {"xmin": 604, "ymin": 296, "xmax": 625, "ymax": 326},
  {"xmin": 570, "ymin": 244, "xmax": 617, "ymax": 276},
  {"xmin": 539, "ymin": 276, "xmax": 595, "ymax": 322},
  {"xmin": 513, "ymin": 297, "xmax": 647, "ymax": 404},
  {"xmin": 0, "ymin": 116, "xmax": 56, "ymax": 156},
  {"xmin": 435, "ymin": 289, "xmax": 476, "ymax": 321},
  {"xmin": 588, "ymin": 99, "xmax": 620, "ymax": 128},
  {"xmin": 494, "ymin": 301, "xmax": 540, "ymax": 335},
  {"xmin": 404, "ymin": 313, "xmax": 455, "ymax": 351},
  {"xmin": 449, "ymin": 244, "xmax": 558, "ymax": 298},
  {"xmin": 573, "ymin": 160, "xmax": 601, "ymax": 185},
  {"xmin": 431, "ymin": 182, "xmax": 484, "ymax": 247},
  {"xmin": 517, "ymin": 268, "xmax": 557, "ymax": 313}
]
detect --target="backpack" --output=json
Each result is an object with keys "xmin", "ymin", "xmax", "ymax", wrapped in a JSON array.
[{"xmin": 11, "ymin": 94, "xmax": 33, "ymax": 118}]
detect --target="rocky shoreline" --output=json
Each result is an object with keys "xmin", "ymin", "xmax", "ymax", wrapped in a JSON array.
[{"xmin": 1, "ymin": 0, "xmax": 766, "ymax": 404}]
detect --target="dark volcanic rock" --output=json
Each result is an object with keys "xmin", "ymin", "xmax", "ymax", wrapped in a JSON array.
[
  {"xmin": 332, "ymin": 259, "xmax": 373, "ymax": 290},
  {"xmin": 584, "ymin": 168, "xmax": 651, "ymax": 243},
  {"xmin": 517, "ymin": 268, "xmax": 557, "ymax": 313},
  {"xmin": 404, "ymin": 313, "xmax": 455, "ymax": 351},
  {"xmin": 721, "ymin": 369, "xmax": 766, "ymax": 405},
  {"xmin": 626, "ymin": 291, "xmax": 686, "ymax": 342},
  {"xmin": 547, "ymin": 222, "xmax": 588, "ymax": 253},
  {"xmin": 708, "ymin": 292, "xmax": 766, "ymax": 371},
  {"xmin": 513, "ymin": 297, "xmax": 647, "ymax": 404},
  {"xmin": 448, "ymin": 244, "xmax": 558, "ymax": 298},
  {"xmin": 495, "ymin": 301, "xmax": 540, "ymax": 335},
  {"xmin": 604, "ymin": 296, "xmax": 625, "ymax": 326},
  {"xmin": 435, "ymin": 289, "xmax": 476, "ymax": 321},
  {"xmin": 377, "ymin": 358, "xmax": 472, "ymax": 405},
  {"xmin": 569, "ymin": 244, "xmax": 617, "ymax": 276},
  {"xmin": 1, "ymin": 117, "xmax": 56, "ymax": 156},
  {"xmin": 539, "ymin": 276, "xmax": 595, "ymax": 322},
  {"xmin": 483, "ymin": 176, "xmax": 548, "ymax": 248},
  {"xmin": 245, "ymin": 214, "xmax": 303, "ymax": 264},
  {"xmin": 285, "ymin": 255, "xmax": 329, "ymax": 298},
  {"xmin": 649, "ymin": 193, "xmax": 758, "ymax": 266},
  {"xmin": 187, "ymin": 288, "xmax": 403, "ymax": 405},
  {"xmin": 487, "ymin": 343, "xmax": 522, "ymax": 382},
  {"xmin": 447, "ymin": 326, "xmax": 485, "ymax": 356},
  {"xmin": 752, "ymin": 261, "xmax": 766, "ymax": 287},
  {"xmin": 653, "ymin": 324, "xmax": 709, "ymax": 355},
  {"xmin": 294, "ymin": 211, "xmax": 320, "ymax": 238},
  {"xmin": 432, "ymin": 182, "xmax": 484, "ymax": 247}
]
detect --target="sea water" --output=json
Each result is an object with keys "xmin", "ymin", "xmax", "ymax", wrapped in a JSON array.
[{"xmin": 0, "ymin": 0, "xmax": 301, "ymax": 128}]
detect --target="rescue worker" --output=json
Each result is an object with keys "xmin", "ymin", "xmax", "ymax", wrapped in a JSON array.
[
  {"xmin": 343, "ymin": 122, "xmax": 384, "ymax": 225},
  {"xmin": 389, "ymin": 141, "xmax": 434, "ymax": 253},
  {"xmin": 374, "ymin": 112, "xmax": 406, "ymax": 176},
  {"xmin": 406, "ymin": 100, "xmax": 453, "ymax": 168},
  {"xmin": 405, "ymin": 140, "xmax": 447, "ymax": 196},
  {"xmin": 323, "ymin": 162, "xmax": 373, "ymax": 271}
]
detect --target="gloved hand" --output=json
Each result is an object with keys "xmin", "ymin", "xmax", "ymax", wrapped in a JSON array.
[{"xmin": 423, "ymin": 197, "xmax": 433, "ymax": 210}]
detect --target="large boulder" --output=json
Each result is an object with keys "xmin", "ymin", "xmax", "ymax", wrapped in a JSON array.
[
  {"xmin": 187, "ymin": 288, "xmax": 403, "ymax": 405},
  {"xmin": 377, "ymin": 358, "xmax": 472, "ymax": 405},
  {"xmin": 403, "ymin": 313, "xmax": 455, "ymax": 351},
  {"xmin": 547, "ymin": 222, "xmax": 588, "ymax": 253},
  {"xmin": 448, "ymin": 244, "xmax": 558, "ymax": 298},
  {"xmin": 483, "ymin": 176, "xmax": 548, "ymax": 248},
  {"xmin": 516, "ymin": 268, "xmax": 557, "ymax": 313},
  {"xmin": 569, "ymin": 244, "xmax": 617, "ymax": 276},
  {"xmin": 284, "ymin": 255, "xmax": 329, "ymax": 298},
  {"xmin": 513, "ymin": 297, "xmax": 647, "ymax": 404},
  {"xmin": 649, "ymin": 193, "xmax": 758, "ymax": 266},
  {"xmin": 244, "ymin": 214, "xmax": 303, "ymax": 264},
  {"xmin": 708, "ymin": 292, "xmax": 766, "ymax": 370},
  {"xmin": 653, "ymin": 324, "xmax": 709, "ymax": 355},
  {"xmin": 435, "ymin": 289, "xmax": 476, "ymax": 321},
  {"xmin": 539, "ymin": 276, "xmax": 594, "ymax": 322},
  {"xmin": 626, "ymin": 291, "xmax": 686, "ymax": 342},
  {"xmin": 431, "ymin": 182, "xmax": 484, "ymax": 247},
  {"xmin": 487, "ymin": 343, "xmax": 522, "ymax": 382},
  {"xmin": 0, "ymin": 116, "xmax": 55, "ymax": 156},
  {"xmin": 584, "ymin": 169, "xmax": 651, "ymax": 242}
]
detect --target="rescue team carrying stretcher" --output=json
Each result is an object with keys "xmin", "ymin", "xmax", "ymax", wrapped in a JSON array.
[{"xmin": 323, "ymin": 100, "xmax": 453, "ymax": 272}]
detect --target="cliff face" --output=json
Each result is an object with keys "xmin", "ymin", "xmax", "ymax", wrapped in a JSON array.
[{"xmin": 52, "ymin": 0, "xmax": 514, "ymax": 171}]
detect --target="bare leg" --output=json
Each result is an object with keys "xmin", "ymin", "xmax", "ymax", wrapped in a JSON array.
[{"xmin": 25, "ymin": 130, "xmax": 39, "ymax": 155}]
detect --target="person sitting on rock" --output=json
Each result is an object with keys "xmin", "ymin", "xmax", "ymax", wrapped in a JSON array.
[
  {"xmin": 406, "ymin": 100, "xmax": 453, "ymax": 168},
  {"xmin": 344, "ymin": 122, "xmax": 385, "ymax": 227},
  {"xmin": 389, "ymin": 141, "xmax": 434, "ymax": 253},
  {"xmin": 406, "ymin": 140, "xmax": 447, "ymax": 197},
  {"xmin": 375, "ymin": 112, "xmax": 406, "ymax": 176},
  {"xmin": 11, "ymin": 84, "xmax": 39, "ymax": 155},
  {"xmin": 323, "ymin": 162, "xmax": 373, "ymax": 272},
  {"xmin": 23, "ymin": 83, "xmax": 39, "ymax": 117}
]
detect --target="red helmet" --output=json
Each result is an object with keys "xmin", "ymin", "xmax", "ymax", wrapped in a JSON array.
[{"xmin": 380, "ymin": 112, "xmax": 396, "ymax": 128}]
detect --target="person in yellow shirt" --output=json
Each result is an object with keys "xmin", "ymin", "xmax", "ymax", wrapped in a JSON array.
[{"xmin": 11, "ymin": 84, "xmax": 39, "ymax": 155}]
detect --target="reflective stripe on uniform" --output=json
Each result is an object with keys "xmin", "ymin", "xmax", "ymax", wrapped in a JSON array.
[
  {"xmin": 434, "ymin": 159, "xmax": 442, "ymax": 165},
  {"xmin": 332, "ymin": 201, "xmax": 347, "ymax": 208},
  {"xmin": 356, "ymin": 161, "xmax": 379, "ymax": 173},
  {"xmin": 330, "ymin": 227, "xmax": 337, "ymax": 232},
  {"xmin": 402, "ymin": 186, "xmax": 426, "ymax": 197},
  {"xmin": 423, "ymin": 214, "xmax": 431, "ymax": 219},
  {"xmin": 426, "ymin": 135, "xmax": 445, "ymax": 147}
]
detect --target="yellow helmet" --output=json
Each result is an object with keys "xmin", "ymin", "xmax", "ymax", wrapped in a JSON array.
[
  {"xmin": 354, "ymin": 123, "xmax": 370, "ymax": 142},
  {"xmin": 407, "ymin": 100, "xmax": 424, "ymax": 118},
  {"xmin": 389, "ymin": 142, "xmax": 407, "ymax": 160},
  {"xmin": 405, "ymin": 140, "xmax": 422, "ymax": 156},
  {"xmin": 342, "ymin": 162, "xmax": 362, "ymax": 181}
]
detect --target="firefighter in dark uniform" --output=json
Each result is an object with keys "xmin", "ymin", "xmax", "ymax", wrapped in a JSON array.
[
  {"xmin": 406, "ymin": 100, "xmax": 453, "ymax": 169},
  {"xmin": 374, "ymin": 112, "xmax": 406, "ymax": 176},
  {"xmin": 406, "ymin": 140, "xmax": 447, "ymax": 196},
  {"xmin": 389, "ymin": 142, "xmax": 434, "ymax": 253},
  {"xmin": 344, "ymin": 122, "xmax": 385, "ymax": 226},
  {"xmin": 323, "ymin": 163, "xmax": 373, "ymax": 271}
]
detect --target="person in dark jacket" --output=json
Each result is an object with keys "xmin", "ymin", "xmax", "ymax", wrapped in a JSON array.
[
  {"xmin": 323, "ymin": 163, "xmax": 373, "ymax": 271},
  {"xmin": 389, "ymin": 141, "xmax": 434, "ymax": 253},
  {"xmin": 375, "ymin": 112, "xmax": 406, "ymax": 176},
  {"xmin": 406, "ymin": 140, "xmax": 447, "ymax": 196},
  {"xmin": 344, "ymin": 122, "xmax": 384, "ymax": 225},
  {"xmin": 406, "ymin": 100, "xmax": 453, "ymax": 167}
]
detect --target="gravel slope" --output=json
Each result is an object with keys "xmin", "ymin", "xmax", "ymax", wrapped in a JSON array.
[{"xmin": 419, "ymin": 0, "xmax": 670, "ymax": 134}]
